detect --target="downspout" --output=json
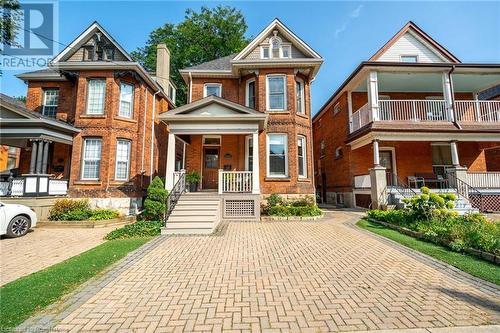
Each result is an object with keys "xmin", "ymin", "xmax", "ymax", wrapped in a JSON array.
[
  {"xmin": 140, "ymin": 87, "xmax": 148, "ymax": 189},
  {"xmin": 150, "ymin": 90, "xmax": 161, "ymax": 182},
  {"xmin": 448, "ymin": 65, "xmax": 461, "ymax": 129},
  {"xmin": 188, "ymin": 71, "xmax": 193, "ymax": 103}
]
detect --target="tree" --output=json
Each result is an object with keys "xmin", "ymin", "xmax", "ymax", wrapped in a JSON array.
[
  {"xmin": 131, "ymin": 5, "xmax": 249, "ymax": 105},
  {"xmin": 1, "ymin": 0, "xmax": 21, "ymax": 50}
]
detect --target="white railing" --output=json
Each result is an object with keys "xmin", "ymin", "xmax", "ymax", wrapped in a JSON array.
[
  {"xmin": 0, "ymin": 182, "xmax": 9, "ymax": 196},
  {"xmin": 466, "ymin": 172, "xmax": 500, "ymax": 189},
  {"xmin": 11, "ymin": 179, "xmax": 24, "ymax": 196},
  {"xmin": 455, "ymin": 100, "xmax": 500, "ymax": 123},
  {"xmin": 48, "ymin": 179, "xmax": 68, "ymax": 195},
  {"xmin": 351, "ymin": 103, "xmax": 372, "ymax": 132},
  {"xmin": 354, "ymin": 174, "xmax": 371, "ymax": 188},
  {"xmin": 219, "ymin": 170, "xmax": 253, "ymax": 193},
  {"xmin": 377, "ymin": 100, "xmax": 449, "ymax": 122}
]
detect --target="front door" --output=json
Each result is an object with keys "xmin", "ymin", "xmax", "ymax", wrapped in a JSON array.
[
  {"xmin": 380, "ymin": 150, "xmax": 394, "ymax": 185},
  {"xmin": 202, "ymin": 147, "xmax": 219, "ymax": 189}
]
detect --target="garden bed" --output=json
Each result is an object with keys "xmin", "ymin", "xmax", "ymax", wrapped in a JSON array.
[
  {"xmin": 37, "ymin": 216, "xmax": 136, "ymax": 229},
  {"xmin": 261, "ymin": 215, "xmax": 324, "ymax": 222}
]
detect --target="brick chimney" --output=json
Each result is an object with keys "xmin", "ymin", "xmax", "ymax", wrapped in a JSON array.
[{"xmin": 156, "ymin": 44, "xmax": 170, "ymax": 93}]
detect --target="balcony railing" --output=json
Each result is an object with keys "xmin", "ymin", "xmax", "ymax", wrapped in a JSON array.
[
  {"xmin": 351, "ymin": 103, "xmax": 371, "ymax": 132},
  {"xmin": 466, "ymin": 172, "xmax": 500, "ymax": 189},
  {"xmin": 455, "ymin": 100, "xmax": 500, "ymax": 122},
  {"xmin": 378, "ymin": 100, "xmax": 449, "ymax": 122},
  {"xmin": 219, "ymin": 170, "xmax": 253, "ymax": 193}
]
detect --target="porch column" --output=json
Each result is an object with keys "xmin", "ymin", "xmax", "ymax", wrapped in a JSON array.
[
  {"xmin": 347, "ymin": 90, "xmax": 353, "ymax": 133},
  {"xmin": 41, "ymin": 140, "xmax": 50, "ymax": 174},
  {"xmin": 165, "ymin": 133, "xmax": 176, "ymax": 191},
  {"xmin": 372, "ymin": 139, "xmax": 380, "ymax": 166},
  {"xmin": 442, "ymin": 71, "xmax": 455, "ymax": 122},
  {"xmin": 252, "ymin": 131, "xmax": 260, "ymax": 194},
  {"xmin": 450, "ymin": 141, "xmax": 460, "ymax": 166},
  {"xmin": 367, "ymin": 71, "xmax": 379, "ymax": 121},
  {"xmin": 29, "ymin": 140, "xmax": 38, "ymax": 174},
  {"xmin": 369, "ymin": 139, "xmax": 386, "ymax": 209},
  {"xmin": 35, "ymin": 139, "xmax": 44, "ymax": 174}
]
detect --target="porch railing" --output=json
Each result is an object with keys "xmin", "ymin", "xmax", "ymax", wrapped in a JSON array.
[
  {"xmin": 466, "ymin": 172, "xmax": 500, "ymax": 189},
  {"xmin": 165, "ymin": 171, "xmax": 186, "ymax": 223},
  {"xmin": 378, "ymin": 100, "xmax": 449, "ymax": 122},
  {"xmin": 351, "ymin": 103, "xmax": 371, "ymax": 132},
  {"xmin": 455, "ymin": 100, "xmax": 500, "ymax": 123},
  {"xmin": 219, "ymin": 170, "xmax": 253, "ymax": 193},
  {"xmin": 446, "ymin": 170, "xmax": 485, "ymax": 212},
  {"xmin": 0, "ymin": 178, "xmax": 68, "ymax": 197}
]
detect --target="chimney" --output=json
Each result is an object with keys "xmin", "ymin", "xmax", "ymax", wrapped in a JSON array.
[{"xmin": 156, "ymin": 44, "xmax": 170, "ymax": 93}]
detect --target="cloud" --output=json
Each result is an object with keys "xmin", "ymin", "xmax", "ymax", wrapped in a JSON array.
[{"xmin": 335, "ymin": 4, "xmax": 363, "ymax": 38}]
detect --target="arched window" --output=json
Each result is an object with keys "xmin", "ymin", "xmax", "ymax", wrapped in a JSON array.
[{"xmin": 271, "ymin": 36, "xmax": 281, "ymax": 58}]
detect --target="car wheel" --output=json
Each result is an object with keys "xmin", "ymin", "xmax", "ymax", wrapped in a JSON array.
[{"xmin": 6, "ymin": 215, "xmax": 31, "ymax": 238}]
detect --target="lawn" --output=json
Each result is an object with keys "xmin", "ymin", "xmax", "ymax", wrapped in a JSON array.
[
  {"xmin": 0, "ymin": 237, "xmax": 151, "ymax": 329},
  {"xmin": 357, "ymin": 219, "xmax": 500, "ymax": 286}
]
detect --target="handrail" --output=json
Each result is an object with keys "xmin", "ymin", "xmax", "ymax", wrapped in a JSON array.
[
  {"xmin": 446, "ymin": 170, "xmax": 484, "ymax": 212},
  {"xmin": 386, "ymin": 172, "xmax": 417, "ymax": 199},
  {"xmin": 164, "ymin": 171, "xmax": 186, "ymax": 224}
]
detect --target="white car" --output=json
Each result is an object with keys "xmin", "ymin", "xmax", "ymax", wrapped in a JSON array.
[{"xmin": 0, "ymin": 202, "xmax": 37, "ymax": 237}]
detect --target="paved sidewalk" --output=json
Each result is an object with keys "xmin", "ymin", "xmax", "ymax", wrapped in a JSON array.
[
  {"xmin": 20, "ymin": 211, "xmax": 499, "ymax": 332},
  {"xmin": 1, "ymin": 226, "xmax": 117, "ymax": 285}
]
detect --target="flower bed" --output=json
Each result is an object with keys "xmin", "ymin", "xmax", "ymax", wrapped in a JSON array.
[
  {"xmin": 261, "ymin": 194, "xmax": 323, "ymax": 218},
  {"xmin": 48, "ymin": 198, "xmax": 120, "ymax": 221}
]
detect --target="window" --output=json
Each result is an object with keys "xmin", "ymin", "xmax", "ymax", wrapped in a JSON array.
[
  {"xmin": 432, "ymin": 144, "xmax": 452, "ymax": 176},
  {"xmin": 119, "ymin": 82, "xmax": 134, "ymax": 118},
  {"xmin": 335, "ymin": 147, "xmax": 343, "ymax": 159},
  {"xmin": 271, "ymin": 37, "xmax": 281, "ymax": 58},
  {"xmin": 297, "ymin": 136, "xmax": 307, "ymax": 178},
  {"xmin": 267, "ymin": 134, "xmax": 288, "ymax": 177},
  {"xmin": 333, "ymin": 102, "xmax": 341, "ymax": 115},
  {"xmin": 114, "ymin": 139, "xmax": 131, "ymax": 180},
  {"xmin": 266, "ymin": 75, "xmax": 286, "ymax": 111},
  {"xmin": 336, "ymin": 193, "xmax": 344, "ymax": 205},
  {"xmin": 296, "ymin": 79, "xmax": 305, "ymax": 115},
  {"xmin": 400, "ymin": 55, "xmax": 418, "ymax": 63},
  {"xmin": 81, "ymin": 138, "xmax": 102, "ymax": 180},
  {"xmin": 203, "ymin": 135, "xmax": 221, "ymax": 146},
  {"xmin": 245, "ymin": 136, "xmax": 253, "ymax": 171},
  {"xmin": 246, "ymin": 79, "xmax": 256, "ymax": 109},
  {"xmin": 262, "ymin": 46, "xmax": 270, "ymax": 59},
  {"xmin": 42, "ymin": 89, "xmax": 59, "ymax": 118},
  {"xmin": 320, "ymin": 140, "xmax": 326, "ymax": 158},
  {"xmin": 282, "ymin": 45, "xmax": 291, "ymax": 58},
  {"xmin": 86, "ymin": 79, "xmax": 106, "ymax": 114},
  {"xmin": 203, "ymin": 83, "xmax": 222, "ymax": 97}
]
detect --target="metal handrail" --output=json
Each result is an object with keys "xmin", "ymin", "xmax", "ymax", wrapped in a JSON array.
[
  {"xmin": 446, "ymin": 171, "xmax": 483, "ymax": 212},
  {"xmin": 164, "ymin": 172, "xmax": 186, "ymax": 224},
  {"xmin": 386, "ymin": 172, "xmax": 417, "ymax": 199}
]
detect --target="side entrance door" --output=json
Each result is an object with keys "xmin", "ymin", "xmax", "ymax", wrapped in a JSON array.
[
  {"xmin": 202, "ymin": 147, "xmax": 219, "ymax": 189},
  {"xmin": 379, "ymin": 150, "xmax": 394, "ymax": 185}
]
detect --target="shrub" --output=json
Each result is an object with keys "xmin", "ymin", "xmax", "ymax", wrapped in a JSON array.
[
  {"xmin": 402, "ymin": 187, "xmax": 456, "ymax": 221},
  {"xmin": 105, "ymin": 220, "xmax": 162, "ymax": 240},
  {"xmin": 49, "ymin": 199, "xmax": 92, "ymax": 221},
  {"xmin": 143, "ymin": 176, "xmax": 168, "ymax": 221},
  {"xmin": 185, "ymin": 171, "xmax": 201, "ymax": 184},
  {"xmin": 264, "ymin": 194, "xmax": 322, "ymax": 217},
  {"xmin": 89, "ymin": 209, "xmax": 120, "ymax": 221},
  {"xmin": 266, "ymin": 193, "xmax": 284, "ymax": 208}
]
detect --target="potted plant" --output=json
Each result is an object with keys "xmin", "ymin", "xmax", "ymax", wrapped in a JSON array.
[{"xmin": 186, "ymin": 171, "xmax": 201, "ymax": 192}]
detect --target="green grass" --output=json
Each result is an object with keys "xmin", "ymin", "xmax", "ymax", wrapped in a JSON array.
[
  {"xmin": 0, "ymin": 237, "xmax": 151, "ymax": 329},
  {"xmin": 356, "ymin": 219, "xmax": 500, "ymax": 286}
]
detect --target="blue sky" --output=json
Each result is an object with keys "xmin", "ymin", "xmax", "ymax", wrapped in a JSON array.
[{"xmin": 2, "ymin": 1, "xmax": 499, "ymax": 114}]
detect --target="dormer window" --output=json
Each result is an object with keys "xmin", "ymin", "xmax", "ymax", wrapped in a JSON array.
[
  {"xmin": 262, "ymin": 47, "xmax": 270, "ymax": 59},
  {"xmin": 261, "ymin": 31, "xmax": 291, "ymax": 59},
  {"xmin": 401, "ymin": 55, "xmax": 418, "ymax": 63},
  {"xmin": 271, "ymin": 36, "xmax": 281, "ymax": 58}
]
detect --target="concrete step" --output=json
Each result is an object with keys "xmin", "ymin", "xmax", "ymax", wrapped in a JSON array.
[
  {"xmin": 165, "ymin": 222, "xmax": 216, "ymax": 228},
  {"xmin": 161, "ymin": 227, "xmax": 214, "ymax": 235},
  {"xmin": 168, "ymin": 215, "xmax": 217, "ymax": 222},
  {"xmin": 171, "ymin": 209, "xmax": 218, "ymax": 215},
  {"xmin": 176, "ymin": 200, "xmax": 220, "ymax": 206}
]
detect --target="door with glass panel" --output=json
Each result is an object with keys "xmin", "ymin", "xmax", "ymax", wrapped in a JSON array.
[{"xmin": 202, "ymin": 147, "xmax": 219, "ymax": 189}]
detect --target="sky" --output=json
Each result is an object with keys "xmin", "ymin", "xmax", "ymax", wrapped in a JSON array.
[{"xmin": 2, "ymin": 1, "xmax": 500, "ymax": 114}]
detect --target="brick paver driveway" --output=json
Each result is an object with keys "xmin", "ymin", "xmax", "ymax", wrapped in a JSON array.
[
  {"xmin": 1, "ymin": 226, "xmax": 116, "ymax": 286},
  {"xmin": 22, "ymin": 212, "xmax": 499, "ymax": 332}
]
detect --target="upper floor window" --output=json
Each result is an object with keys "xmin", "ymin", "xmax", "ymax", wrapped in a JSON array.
[
  {"xmin": 246, "ymin": 79, "xmax": 256, "ymax": 109},
  {"xmin": 115, "ymin": 139, "xmax": 131, "ymax": 181},
  {"xmin": 261, "ymin": 46, "xmax": 270, "ymax": 59},
  {"xmin": 266, "ymin": 75, "xmax": 287, "ymax": 111},
  {"xmin": 333, "ymin": 102, "xmax": 341, "ymax": 115},
  {"xmin": 271, "ymin": 37, "xmax": 281, "ymax": 58},
  {"xmin": 297, "ymin": 135, "xmax": 307, "ymax": 178},
  {"xmin": 282, "ymin": 45, "xmax": 291, "ymax": 58},
  {"xmin": 119, "ymin": 82, "xmax": 134, "ymax": 118},
  {"xmin": 296, "ymin": 79, "xmax": 305, "ymax": 115},
  {"xmin": 261, "ymin": 31, "xmax": 292, "ymax": 59},
  {"xmin": 42, "ymin": 89, "xmax": 59, "ymax": 118},
  {"xmin": 81, "ymin": 138, "xmax": 102, "ymax": 180},
  {"xmin": 400, "ymin": 55, "xmax": 418, "ymax": 63},
  {"xmin": 203, "ymin": 83, "xmax": 222, "ymax": 98},
  {"xmin": 86, "ymin": 79, "xmax": 106, "ymax": 115}
]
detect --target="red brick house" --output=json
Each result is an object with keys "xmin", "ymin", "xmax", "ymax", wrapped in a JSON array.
[
  {"xmin": 158, "ymin": 19, "xmax": 323, "ymax": 233},
  {"xmin": 0, "ymin": 22, "xmax": 175, "ymax": 216},
  {"xmin": 313, "ymin": 22, "xmax": 500, "ymax": 212}
]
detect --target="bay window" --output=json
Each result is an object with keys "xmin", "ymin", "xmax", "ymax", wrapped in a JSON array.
[
  {"xmin": 119, "ymin": 82, "xmax": 134, "ymax": 118},
  {"xmin": 81, "ymin": 138, "xmax": 102, "ymax": 180},
  {"xmin": 115, "ymin": 139, "xmax": 131, "ymax": 180},
  {"xmin": 267, "ymin": 133, "xmax": 288, "ymax": 177},
  {"xmin": 266, "ymin": 75, "xmax": 286, "ymax": 111},
  {"xmin": 86, "ymin": 79, "xmax": 106, "ymax": 115}
]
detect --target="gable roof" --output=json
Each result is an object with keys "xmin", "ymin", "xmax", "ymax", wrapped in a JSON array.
[
  {"xmin": 369, "ymin": 21, "xmax": 461, "ymax": 63},
  {"xmin": 52, "ymin": 21, "xmax": 133, "ymax": 63}
]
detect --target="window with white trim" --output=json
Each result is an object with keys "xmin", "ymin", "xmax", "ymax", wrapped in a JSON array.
[
  {"xmin": 115, "ymin": 139, "xmax": 131, "ymax": 180},
  {"xmin": 296, "ymin": 79, "xmax": 305, "ymax": 114},
  {"xmin": 333, "ymin": 102, "xmax": 341, "ymax": 115},
  {"xmin": 266, "ymin": 75, "xmax": 286, "ymax": 111},
  {"xmin": 271, "ymin": 36, "xmax": 281, "ymax": 58},
  {"xmin": 42, "ymin": 89, "xmax": 59, "ymax": 118},
  {"xmin": 203, "ymin": 83, "xmax": 221, "ymax": 97},
  {"xmin": 119, "ymin": 82, "xmax": 134, "ymax": 118},
  {"xmin": 297, "ymin": 135, "xmax": 307, "ymax": 178},
  {"xmin": 245, "ymin": 135, "xmax": 253, "ymax": 171},
  {"xmin": 81, "ymin": 138, "xmax": 102, "ymax": 180},
  {"xmin": 203, "ymin": 135, "xmax": 221, "ymax": 146},
  {"xmin": 246, "ymin": 79, "xmax": 256, "ymax": 109},
  {"xmin": 282, "ymin": 45, "xmax": 291, "ymax": 58},
  {"xmin": 261, "ymin": 46, "xmax": 270, "ymax": 59},
  {"xmin": 267, "ymin": 133, "xmax": 288, "ymax": 177},
  {"xmin": 400, "ymin": 55, "xmax": 418, "ymax": 63},
  {"xmin": 86, "ymin": 79, "xmax": 106, "ymax": 114}
]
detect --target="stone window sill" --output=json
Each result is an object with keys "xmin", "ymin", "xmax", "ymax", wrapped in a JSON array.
[
  {"xmin": 266, "ymin": 110, "xmax": 290, "ymax": 114},
  {"xmin": 297, "ymin": 177, "xmax": 311, "ymax": 183},
  {"xmin": 80, "ymin": 114, "xmax": 106, "ymax": 119},
  {"xmin": 74, "ymin": 180, "xmax": 102, "ymax": 185},
  {"xmin": 296, "ymin": 113, "xmax": 309, "ymax": 119},
  {"xmin": 265, "ymin": 177, "xmax": 291, "ymax": 182},
  {"xmin": 114, "ymin": 116, "xmax": 137, "ymax": 123}
]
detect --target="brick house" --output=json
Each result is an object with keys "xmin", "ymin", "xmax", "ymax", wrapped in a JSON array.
[
  {"xmin": 313, "ymin": 21, "xmax": 500, "ymax": 212},
  {"xmin": 0, "ymin": 22, "xmax": 175, "ymax": 216},
  {"xmin": 158, "ymin": 19, "xmax": 323, "ymax": 233}
]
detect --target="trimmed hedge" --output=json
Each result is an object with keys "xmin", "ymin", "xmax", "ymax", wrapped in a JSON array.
[
  {"xmin": 105, "ymin": 221, "xmax": 162, "ymax": 240},
  {"xmin": 49, "ymin": 199, "xmax": 119, "ymax": 221},
  {"xmin": 263, "ymin": 194, "xmax": 322, "ymax": 217}
]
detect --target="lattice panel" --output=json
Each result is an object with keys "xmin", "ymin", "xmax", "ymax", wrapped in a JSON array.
[
  {"xmin": 225, "ymin": 200, "xmax": 255, "ymax": 217},
  {"xmin": 469, "ymin": 194, "xmax": 500, "ymax": 212}
]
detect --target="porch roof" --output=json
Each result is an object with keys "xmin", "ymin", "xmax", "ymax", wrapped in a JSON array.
[{"xmin": 0, "ymin": 94, "xmax": 80, "ymax": 146}]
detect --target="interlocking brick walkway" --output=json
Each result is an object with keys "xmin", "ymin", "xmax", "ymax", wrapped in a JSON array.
[
  {"xmin": 21, "ymin": 212, "xmax": 500, "ymax": 332},
  {"xmin": 1, "ymin": 226, "xmax": 116, "ymax": 286}
]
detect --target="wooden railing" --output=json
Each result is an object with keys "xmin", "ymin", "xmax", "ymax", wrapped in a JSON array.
[
  {"xmin": 219, "ymin": 170, "xmax": 253, "ymax": 193},
  {"xmin": 466, "ymin": 172, "xmax": 500, "ymax": 189},
  {"xmin": 351, "ymin": 103, "xmax": 371, "ymax": 132},
  {"xmin": 455, "ymin": 100, "xmax": 500, "ymax": 123},
  {"xmin": 378, "ymin": 100, "xmax": 449, "ymax": 122}
]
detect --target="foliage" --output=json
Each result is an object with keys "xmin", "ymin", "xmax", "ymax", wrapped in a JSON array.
[
  {"xmin": 105, "ymin": 221, "xmax": 163, "ymax": 240},
  {"xmin": 357, "ymin": 219, "xmax": 500, "ymax": 286},
  {"xmin": 0, "ymin": 238, "xmax": 150, "ymax": 329},
  {"xmin": 402, "ymin": 187, "xmax": 456, "ymax": 221},
  {"xmin": 185, "ymin": 171, "xmax": 201, "ymax": 184},
  {"xmin": 143, "ymin": 176, "xmax": 168, "ymax": 221},
  {"xmin": 266, "ymin": 193, "xmax": 284, "ymax": 208},
  {"xmin": 263, "ymin": 194, "xmax": 322, "ymax": 217},
  {"xmin": 88, "ymin": 209, "xmax": 120, "ymax": 221},
  {"xmin": 48, "ymin": 199, "xmax": 119, "ymax": 221},
  {"xmin": 131, "ymin": 6, "xmax": 249, "ymax": 105},
  {"xmin": 0, "ymin": 0, "xmax": 21, "ymax": 51}
]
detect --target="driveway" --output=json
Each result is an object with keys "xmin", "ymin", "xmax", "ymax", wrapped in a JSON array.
[
  {"xmin": 21, "ymin": 211, "xmax": 499, "ymax": 332},
  {"xmin": 1, "ymin": 226, "xmax": 117, "ymax": 286}
]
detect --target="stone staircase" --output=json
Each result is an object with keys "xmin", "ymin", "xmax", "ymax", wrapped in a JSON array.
[{"xmin": 161, "ymin": 193, "xmax": 221, "ymax": 235}]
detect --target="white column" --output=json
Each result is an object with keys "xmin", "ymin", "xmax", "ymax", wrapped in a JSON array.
[
  {"xmin": 442, "ymin": 71, "xmax": 454, "ymax": 122},
  {"xmin": 373, "ymin": 140, "xmax": 380, "ymax": 166},
  {"xmin": 450, "ymin": 141, "xmax": 460, "ymax": 166},
  {"xmin": 218, "ymin": 169, "xmax": 223, "ymax": 194},
  {"xmin": 347, "ymin": 90, "xmax": 353, "ymax": 133},
  {"xmin": 252, "ymin": 131, "xmax": 260, "ymax": 194},
  {"xmin": 165, "ymin": 132, "xmax": 176, "ymax": 191},
  {"xmin": 367, "ymin": 71, "xmax": 379, "ymax": 121},
  {"xmin": 473, "ymin": 92, "xmax": 482, "ymax": 122}
]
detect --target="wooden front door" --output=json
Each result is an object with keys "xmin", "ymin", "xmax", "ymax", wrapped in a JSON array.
[{"xmin": 202, "ymin": 147, "xmax": 219, "ymax": 189}]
